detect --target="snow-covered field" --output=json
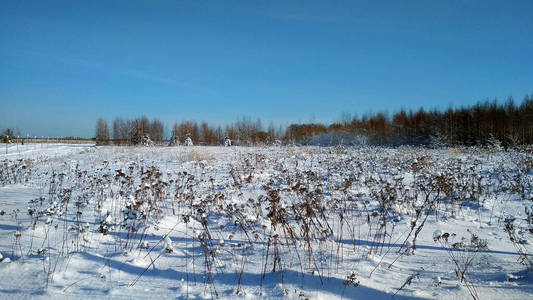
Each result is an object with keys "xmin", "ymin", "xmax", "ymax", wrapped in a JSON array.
[{"xmin": 0, "ymin": 144, "xmax": 532, "ymax": 299}]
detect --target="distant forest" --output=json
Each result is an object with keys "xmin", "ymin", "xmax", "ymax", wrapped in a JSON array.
[{"xmin": 93, "ymin": 95, "xmax": 533, "ymax": 148}]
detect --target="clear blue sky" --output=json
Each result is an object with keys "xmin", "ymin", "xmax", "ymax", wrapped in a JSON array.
[{"xmin": 1, "ymin": 0, "xmax": 532, "ymax": 138}]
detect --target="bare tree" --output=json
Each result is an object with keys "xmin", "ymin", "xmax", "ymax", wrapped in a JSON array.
[
  {"xmin": 267, "ymin": 122, "xmax": 275, "ymax": 144},
  {"xmin": 113, "ymin": 118, "xmax": 130, "ymax": 145},
  {"xmin": 176, "ymin": 121, "xmax": 192, "ymax": 144},
  {"xmin": 150, "ymin": 119, "xmax": 164, "ymax": 144},
  {"xmin": 225, "ymin": 124, "xmax": 236, "ymax": 143},
  {"xmin": 214, "ymin": 125, "xmax": 223, "ymax": 145},
  {"xmin": 95, "ymin": 118, "xmax": 110, "ymax": 145},
  {"xmin": 170, "ymin": 122, "xmax": 180, "ymax": 145},
  {"xmin": 190, "ymin": 121, "xmax": 199, "ymax": 144}
]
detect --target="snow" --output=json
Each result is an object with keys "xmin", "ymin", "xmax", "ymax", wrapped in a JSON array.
[
  {"xmin": 165, "ymin": 236, "xmax": 174, "ymax": 253},
  {"xmin": 0, "ymin": 144, "xmax": 532, "ymax": 299}
]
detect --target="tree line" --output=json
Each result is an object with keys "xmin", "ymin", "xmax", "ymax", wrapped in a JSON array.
[
  {"xmin": 285, "ymin": 95, "xmax": 533, "ymax": 148},
  {"xmin": 95, "ymin": 116, "xmax": 281, "ymax": 146},
  {"xmin": 95, "ymin": 95, "xmax": 533, "ymax": 147}
]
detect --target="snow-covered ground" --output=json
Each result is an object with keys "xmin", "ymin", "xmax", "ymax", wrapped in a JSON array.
[{"xmin": 0, "ymin": 144, "xmax": 532, "ymax": 299}]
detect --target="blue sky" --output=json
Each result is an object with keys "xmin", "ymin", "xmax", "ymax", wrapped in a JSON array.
[{"xmin": 1, "ymin": 0, "xmax": 532, "ymax": 138}]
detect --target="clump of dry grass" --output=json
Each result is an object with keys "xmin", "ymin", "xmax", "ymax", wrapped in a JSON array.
[{"xmin": 183, "ymin": 148, "xmax": 214, "ymax": 162}]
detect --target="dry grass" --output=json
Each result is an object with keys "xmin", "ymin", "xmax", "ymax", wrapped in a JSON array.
[{"xmin": 183, "ymin": 147, "xmax": 214, "ymax": 162}]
